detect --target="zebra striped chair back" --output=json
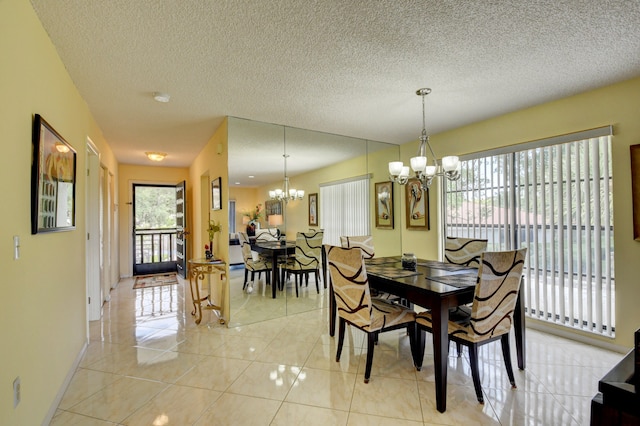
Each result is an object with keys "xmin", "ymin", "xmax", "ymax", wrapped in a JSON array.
[
  {"xmin": 415, "ymin": 247, "xmax": 527, "ymax": 403},
  {"xmin": 283, "ymin": 231, "xmax": 324, "ymax": 296},
  {"xmin": 444, "ymin": 237, "xmax": 488, "ymax": 268},
  {"xmin": 340, "ymin": 235, "xmax": 375, "ymax": 259},
  {"xmin": 327, "ymin": 245, "xmax": 419, "ymax": 383},
  {"xmin": 238, "ymin": 232, "xmax": 271, "ymax": 290}
]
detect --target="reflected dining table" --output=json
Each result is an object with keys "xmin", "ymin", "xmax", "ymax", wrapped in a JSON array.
[
  {"xmin": 328, "ymin": 256, "xmax": 526, "ymax": 413},
  {"xmin": 253, "ymin": 240, "xmax": 296, "ymax": 298}
]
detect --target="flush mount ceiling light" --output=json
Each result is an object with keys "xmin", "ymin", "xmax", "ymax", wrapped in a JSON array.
[
  {"xmin": 388, "ymin": 88, "xmax": 460, "ymax": 191},
  {"xmin": 153, "ymin": 92, "xmax": 170, "ymax": 103},
  {"xmin": 145, "ymin": 151, "xmax": 167, "ymax": 162}
]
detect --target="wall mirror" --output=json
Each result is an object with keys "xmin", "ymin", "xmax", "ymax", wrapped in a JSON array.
[{"xmin": 227, "ymin": 117, "xmax": 400, "ymax": 326}]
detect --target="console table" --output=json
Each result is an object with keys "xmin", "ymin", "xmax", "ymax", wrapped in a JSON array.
[
  {"xmin": 591, "ymin": 329, "xmax": 640, "ymax": 425},
  {"xmin": 188, "ymin": 258, "xmax": 227, "ymax": 325}
]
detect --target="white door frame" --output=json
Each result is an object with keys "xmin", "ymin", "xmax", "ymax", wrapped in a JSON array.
[{"xmin": 86, "ymin": 138, "xmax": 101, "ymax": 322}]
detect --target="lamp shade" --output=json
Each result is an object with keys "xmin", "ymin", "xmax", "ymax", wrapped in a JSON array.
[
  {"xmin": 410, "ymin": 156, "xmax": 427, "ymax": 172},
  {"xmin": 442, "ymin": 156, "xmax": 460, "ymax": 172},
  {"xmin": 268, "ymin": 214, "xmax": 283, "ymax": 226},
  {"xmin": 389, "ymin": 161, "xmax": 404, "ymax": 176},
  {"xmin": 242, "ymin": 216, "xmax": 250, "ymax": 225}
]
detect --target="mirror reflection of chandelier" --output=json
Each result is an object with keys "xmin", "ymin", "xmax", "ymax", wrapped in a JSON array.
[
  {"xmin": 388, "ymin": 88, "xmax": 461, "ymax": 191},
  {"xmin": 269, "ymin": 131, "xmax": 304, "ymax": 203}
]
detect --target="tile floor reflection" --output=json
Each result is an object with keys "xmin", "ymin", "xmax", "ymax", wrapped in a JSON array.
[{"xmin": 50, "ymin": 273, "xmax": 624, "ymax": 425}]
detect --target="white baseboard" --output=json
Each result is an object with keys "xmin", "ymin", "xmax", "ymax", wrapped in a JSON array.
[
  {"xmin": 41, "ymin": 340, "xmax": 88, "ymax": 425},
  {"xmin": 527, "ymin": 320, "xmax": 630, "ymax": 354}
]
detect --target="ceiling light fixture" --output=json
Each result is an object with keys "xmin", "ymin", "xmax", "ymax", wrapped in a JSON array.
[
  {"xmin": 146, "ymin": 151, "xmax": 167, "ymax": 162},
  {"xmin": 389, "ymin": 88, "xmax": 460, "ymax": 191},
  {"xmin": 269, "ymin": 129, "xmax": 304, "ymax": 203},
  {"xmin": 153, "ymin": 92, "xmax": 170, "ymax": 103}
]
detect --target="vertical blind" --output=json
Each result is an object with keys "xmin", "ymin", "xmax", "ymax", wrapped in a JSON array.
[
  {"xmin": 320, "ymin": 176, "xmax": 370, "ymax": 246},
  {"xmin": 444, "ymin": 128, "xmax": 614, "ymax": 336}
]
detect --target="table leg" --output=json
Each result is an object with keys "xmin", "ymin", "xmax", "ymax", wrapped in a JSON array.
[
  {"xmin": 272, "ymin": 258, "xmax": 278, "ymax": 299},
  {"xmin": 432, "ymin": 302, "xmax": 449, "ymax": 413},
  {"xmin": 514, "ymin": 278, "xmax": 526, "ymax": 369},
  {"xmin": 329, "ymin": 281, "xmax": 336, "ymax": 336},
  {"xmin": 322, "ymin": 246, "xmax": 327, "ymax": 289},
  {"xmin": 189, "ymin": 271, "xmax": 203, "ymax": 324}
]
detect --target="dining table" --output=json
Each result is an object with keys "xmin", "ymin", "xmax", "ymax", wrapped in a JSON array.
[
  {"xmin": 328, "ymin": 256, "xmax": 526, "ymax": 413},
  {"xmin": 253, "ymin": 240, "xmax": 296, "ymax": 298}
]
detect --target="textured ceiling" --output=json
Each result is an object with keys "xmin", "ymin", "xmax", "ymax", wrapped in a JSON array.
[{"xmin": 30, "ymin": 1, "xmax": 640, "ymax": 182}]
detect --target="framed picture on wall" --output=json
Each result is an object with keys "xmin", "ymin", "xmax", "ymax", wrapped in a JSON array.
[
  {"xmin": 211, "ymin": 177, "xmax": 222, "ymax": 210},
  {"xmin": 308, "ymin": 193, "xmax": 318, "ymax": 226},
  {"xmin": 632, "ymin": 144, "xmax": 640, "ymax": 240},
  {"xmin": 375, "ymin": 181, "xmax": 394, "ymax": 229},
  {"xmin": 405, "ymin": 178, "xmax": 429, "ymax": 230},
  {"xmin": 31, "ymin": 114, "xmax": 77, "ymax": 234},
  {"xmin": 265, "ymin": 199, "xmax": 282, "ymax": 218}
]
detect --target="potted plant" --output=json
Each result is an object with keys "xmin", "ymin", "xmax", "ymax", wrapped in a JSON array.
[
  {"xmin": 205, "ymin": 219, "xmax": 222, "ymax": 259},
  {"xmin": 243, "ymin": 203, "xmax": 263, "ymax": 236}
]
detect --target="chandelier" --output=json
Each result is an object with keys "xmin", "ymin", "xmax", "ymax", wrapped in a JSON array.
[
  {"xmin": 389, "ymin": 88, "xmax": 461, "ymax": 191},
  {"xmin": 269, "ymin": 131, "xmax": 304, "ymax": 203}
]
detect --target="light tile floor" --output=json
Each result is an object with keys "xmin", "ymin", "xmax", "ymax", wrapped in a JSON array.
[{"xmin": 50, "ymin": 271, "xmax": 624, "ymax": 425}]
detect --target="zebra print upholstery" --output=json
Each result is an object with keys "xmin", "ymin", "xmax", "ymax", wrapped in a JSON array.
[
  {"xmin": 283, "ymin": 231, "xmax": 323, "ymax": 296},
  {"xmin": 339, "ymin": 235, "xmax": 375, "ymax": 259},
  {"xmin": 327, "ymin": 246, "xmax": 419, "ymax": 383},
  {"xmin": 238, "ymin": 232, "xmax": 271, "ymax": 290},
  {"xmin": 415, "ymin": 248, "xmax": 527, "ymax": 403},
  {"xmin": 444, "ymin": 237, "xmax": 488, "ymax": 268}
]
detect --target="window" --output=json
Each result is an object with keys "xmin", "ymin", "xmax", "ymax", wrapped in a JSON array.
[
  {"xmin": 229, "ymin": 200, "xmax": 236, "ymax": 233},
  {"xmin": 320, "ymin": 175, "xmax": 370, "ymax": 246},
  {"xmin": 444, "ymin": 127, "xmax": 614, "ymax": 336}
]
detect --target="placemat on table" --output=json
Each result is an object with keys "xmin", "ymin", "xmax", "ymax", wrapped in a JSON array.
[
  {"xmin": 417, "ymin": 260, "xmax": 475, "ymax": 272},
  {"xmin": 366, "ymin": 264, "xmax": 422, "ymax": 278},
  {"xmin": 426, "ymin": 273, "xmax": 478, "ymax": 288}
]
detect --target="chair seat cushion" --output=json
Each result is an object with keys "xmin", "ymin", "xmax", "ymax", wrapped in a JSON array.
[
  {"xmin": 246, "ymin": 259, "xmax": 269, "ymax": 271},
  {"xmin": 368, "ymin": 299, "xmax": 415, "ymax": 332},
  {"xmin": 283, "ymin": 259, "xmax": 318, "ymax": 271},
  {"xmin": 415, "ymin": 310, "xmax": 508, "ymax": 344}
]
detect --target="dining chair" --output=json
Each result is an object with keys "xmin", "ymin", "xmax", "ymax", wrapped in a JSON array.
[
  {"xmin": 340, "ymin": 235, "xmax": 407, "ymax": 307},
  {"xmin": 255, "ymin": 228, "xmax": 279, "ymax": 242},
  {"xmin": 238, "ymin": 232, "xmax": 271, "ymax": 290},
  {"xmin": 444, "ymin": 236, "xmax": 489, "ymax": 354},
  {"xmin": 282, "ymin": 231, "xmax": 323, "ymax": 296},
  {"xmin": 339, "ymin": 235, "xmax": 375, "ymax": 259},
  {"xmin": 327, "ymin": 245, "xmax": 419, "ymax": 383},
  {"xmin": 415, "ymin": 248, "xmax": 528, "ymax": 404},
  {"xmin": 444, "ymin": 236, "xmax": 488, "ymax": 267}
]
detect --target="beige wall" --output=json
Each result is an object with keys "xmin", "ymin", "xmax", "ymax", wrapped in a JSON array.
[
  {"xmin": 188, "ymin": 119, "xmax": 230, "ymax": 315},
  {"xmin": 422, "ymin": 76, "xmax": 640, "ymax": 348},
  {"xmin": 229, "ymin": 187, "xmax": 261, "ymax": 233},
  {"xmin": 117, "ymin": 165, "xmax": 189, "ymax": 277},
  {"xmin": 1, "ymin": 0, "xmax": 118, "ymax": 424}
]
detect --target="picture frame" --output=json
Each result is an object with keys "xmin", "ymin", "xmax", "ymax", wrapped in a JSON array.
[
  {"xmin": 375, "ymin": 181, "xmax": 394, "ymax": 229},
  {"xmin": 308, "ymin": 193, "xmax": 318, "ymax": 226},
  {"xmin": 264, "ymin": 199, "xmax": 282, "ymax": 218},
  {"xmin": 405, "ymin": 178, "xmax": 429, "ymax": 230},
  {"xmin": 31, "ymin": 114, "xmax": 77, "ymax": 234},
  {"xmin": 211, "ymin": 177, "xmax": 222, "ymax": 210},
  {"xmin": 631, "ymin": 144, "xmax": 640, "ymax": 240}
]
